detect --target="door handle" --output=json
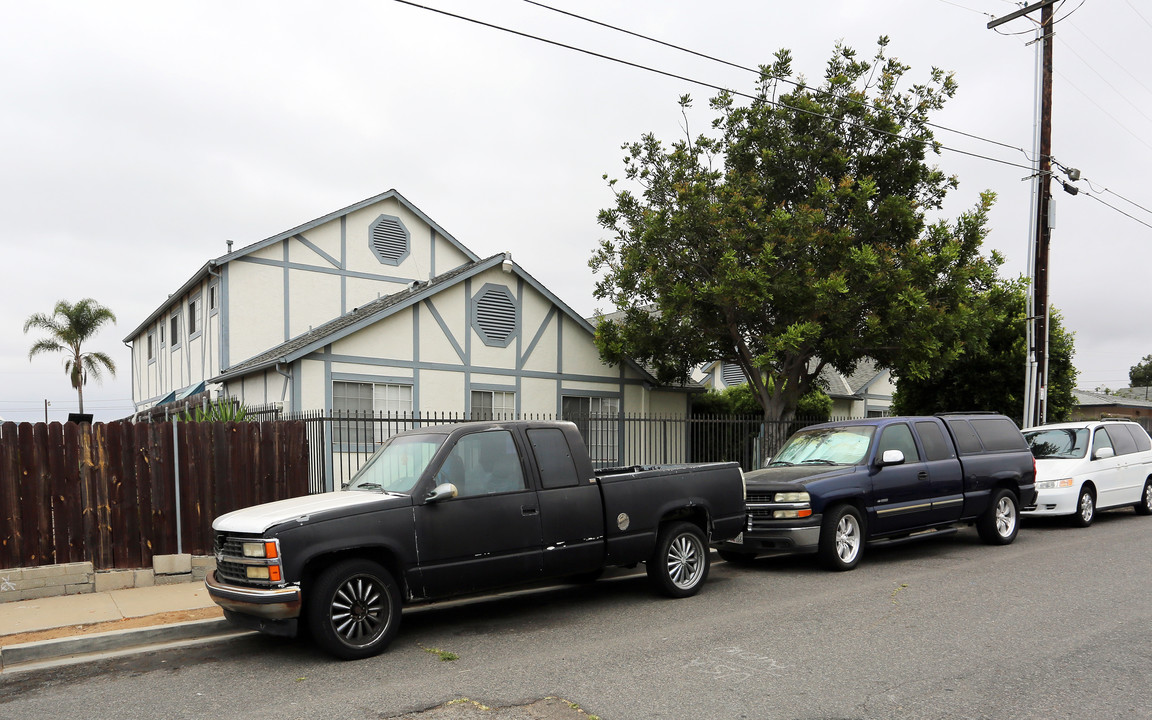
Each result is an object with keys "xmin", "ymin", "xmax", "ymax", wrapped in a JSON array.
[
  {"xmin": 521, "ymin": 506, "xmax": 539, "ymax": 516},
  {"xmin": 918, "ymin": 472, "xmax": 929, "ymax": 481}
]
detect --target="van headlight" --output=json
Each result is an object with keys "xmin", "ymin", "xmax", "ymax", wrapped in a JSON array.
[{"xmin": 1036, "ymin": 478, "xmax": 1074, "ymax": 490}]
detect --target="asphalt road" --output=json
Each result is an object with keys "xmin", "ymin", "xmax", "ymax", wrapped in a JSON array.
[{"xmin": 3, "ymin": 509, "xmax": 1151, "ymax": 720}]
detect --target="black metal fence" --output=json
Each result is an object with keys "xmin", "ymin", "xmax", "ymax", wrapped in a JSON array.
[{"xmin": 286, "ymin": 410, "xmax": 837, "ymax": 493}]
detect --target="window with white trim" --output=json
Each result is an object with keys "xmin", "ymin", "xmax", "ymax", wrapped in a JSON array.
[
  {"xmin": 562, "ymin": 395, "xmax": 620, "ymax": 465},
  {"xmin": 146, "ymin": 332, "xmax": 155, "ymax": 362},
  {"xmin": 188, "ymin": 296, "xmax": 200, "ymax": 338},
  {"xmin": 169, "ymin": 313, "xmax": 181, "ymax": 350},
  {"xmin": 333, "ymin": 381, "xmax": 414, "ymax": 445},
  {"xmin": 208, "ymin": 283, "xmax": 218, "ymax": 313},
  {"xmin": 471, "ymin": 390, "xmax": 515, "ymax": 420}
]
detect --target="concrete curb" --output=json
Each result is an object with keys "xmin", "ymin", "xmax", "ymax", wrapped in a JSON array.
[{"xmin": 0, "ymin": 618, "xmax": 250, "ymax": 673}]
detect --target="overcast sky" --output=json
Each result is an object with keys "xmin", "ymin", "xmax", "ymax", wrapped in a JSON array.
[{"xmin": 2, "ymin": 0, "xmax": 1149, "ymax": 423}]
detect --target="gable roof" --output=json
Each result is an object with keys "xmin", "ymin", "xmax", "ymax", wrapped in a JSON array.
[
  {"xmin": 212, "ymin": 253, "xmax": 662, "ymax": 386},
  {"xmin": 124, "ymin": 189, "xmax": 479, "ymax": 342}
]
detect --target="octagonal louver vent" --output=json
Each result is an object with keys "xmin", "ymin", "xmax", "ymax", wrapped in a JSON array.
[
  {"xmin": 721, "ymin": 362, "xmax": 746, "ymax": 387},
  {"xmin": 369, "ymin": 215, "xmax": 410, "ymax": 265},
  {"xmin": 473, "ymin": 284, "xmax": 517, "ymax": 347}
]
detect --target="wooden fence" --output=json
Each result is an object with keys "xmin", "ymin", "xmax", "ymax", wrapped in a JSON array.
[{"xmin": 0, "ymin": 420, "xmax": 309, "ymax": 570}]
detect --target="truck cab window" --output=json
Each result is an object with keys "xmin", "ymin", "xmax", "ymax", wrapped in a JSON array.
[
  {"xmin": 877, "ymin": 423, "xmax": 921, "ymax": 463},
  {"xmin": 445, "ymin": 431, "xmax": 527, "ymax": 496}
]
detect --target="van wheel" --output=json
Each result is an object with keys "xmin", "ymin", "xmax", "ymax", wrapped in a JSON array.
[
  {"xmin": 1070, "ymin": 487, "xmax": 1095, "ymax": 528},
  {"xmin": 307, "ymin": 559, "xmax": 401, "ymax": 660},
  {"xmin": 977, "ymin": 488, "xmax": 1019, "ymax": 545},
  {"xmin": 647, "ymin": 521, "xmax": 709, "ymax": 598},
  {"xmin": 1135, "ymin": 481, "xmax": 1152, "ymax": 516},
  {"xmin": 818, "ymin": 504, "xmax": 864, "ymax": 571}
]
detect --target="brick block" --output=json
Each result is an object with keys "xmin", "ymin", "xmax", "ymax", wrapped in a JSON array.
[
  {"xmin": 153, "ymin": 554, "xmax": 193, "ymax": 576},
  {"xmin": 63, "ymin": 582, "xmax": 94, "ymax": 596},
  {"xmin": 94, "ymin": 570, "xmax": 136, "ymax": 593},
  {"xmin": 191, "ymin": 555, "xmax": 217, "ymax": 570},
  {"xmin": 133, "ymin": 569, "xmax": 155, "ymax": 587},
  {"xmin": 154, "ymin": 573, "xmax": 190, "ymax": 586}
]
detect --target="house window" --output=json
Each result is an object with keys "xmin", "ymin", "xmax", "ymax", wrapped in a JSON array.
[
  {"xmin": 562, "ymin": 395, "xmax": 620, "ymax": 465},
  {"xmin": 369, "ymin": 214, "xmax": 410, "ymax": 265},
  {"xmin": 169, "ymin": 313, "xmax": 181, "ymax": 349},
  {"xmin": 333, "ymin": 381, "xmax": 413, "ymax": 445},
  {"xmin": 160, "ymin": 324, "xmax": 165, "ymax": 346},
  {"xmin": 471, "ymin": 390, "xmax": 515, "ymax": 420},
  {"xmin": 146, "ymin": 332, "xmax": 155, "ymax": 362},
  {"xmin": 208, "ymin": 284, "xmax": 218, "ymax": 313},
  {"xmin": 188, "ymin": 296, "xmax": 200, "ymax": 338},
  {"xmin": 472, "ymin": 284, "xmax": 518, "ymax": 347}
]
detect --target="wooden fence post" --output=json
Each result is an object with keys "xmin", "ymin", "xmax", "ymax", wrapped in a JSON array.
[{"xmin": 0, "ymin": 422, "xmax": 22, "ymax": 569}]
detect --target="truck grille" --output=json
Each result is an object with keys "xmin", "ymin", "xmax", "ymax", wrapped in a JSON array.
[{"xmin": 214, "ymin": 532, "xmax": 265, "ymax": 586}]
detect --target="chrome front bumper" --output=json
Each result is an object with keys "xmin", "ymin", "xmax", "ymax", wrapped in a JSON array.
[{"xmin": 205, "ymin": 570, "xmax": 302, "ymax": 621}]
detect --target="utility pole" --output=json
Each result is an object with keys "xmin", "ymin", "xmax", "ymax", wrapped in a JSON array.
[{"xmin": 989, "ymin": 0, "xmax": 1058, "ymax": 429}]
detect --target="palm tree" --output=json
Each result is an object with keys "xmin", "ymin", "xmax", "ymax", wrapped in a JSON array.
[{"xmin": 24, "ymin": 299, "xmax": 118, "ymax": 416}]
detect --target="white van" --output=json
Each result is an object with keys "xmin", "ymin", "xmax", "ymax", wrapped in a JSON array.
[{"xmin": 1022, "ymin": 419, "xmax": 1152, "ymax": 527}]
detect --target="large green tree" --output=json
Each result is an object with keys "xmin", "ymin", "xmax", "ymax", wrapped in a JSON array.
[
  {"xmin": 24, "ymin": 298, "xmax": 118, "ymax": 415},
  {"xmin": 1130, "ymin": 355, "xmax": 1152, "ymax": 387},
  {"xmin": 891, "ymin": 277, "xmax": 1077, "ymax": 425},
  {"xmin": 592, "ymin": 39, "xmax": 1001, "ymax": 422}
]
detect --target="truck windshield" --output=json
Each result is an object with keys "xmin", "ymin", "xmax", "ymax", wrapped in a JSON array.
[
  {"xmin": 771, "ymin": 426, "xmax": 875, "ymax": 466},
  {"xmin": 347, "ymin": 434, "xmax": 445, "ymax": 493},
  {"xmin": 1024, "ymin": 428, "xmax": 1088, "ymax": 459}
]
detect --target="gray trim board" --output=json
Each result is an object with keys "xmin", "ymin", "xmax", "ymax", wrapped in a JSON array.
[
  {"xmin": 235, "ymin": 255, "xmax": 417, "ymax": 285},
  {"xmin": 332, "ymin": 372, "xmax": 414, "ymax": 385},
  {"xmin": 283, "ymin": 241, "xmax": 291, "ymax": 342},
  {"xmin": 296, "ymin": 233, "xmax": 342, "ymax": 269},
  {"xmin": 423, "ymin": 299, "xmax": 466, "ymax": 363}
]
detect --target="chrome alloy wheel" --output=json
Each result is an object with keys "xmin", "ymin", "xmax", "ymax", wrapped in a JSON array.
[
  {"xmin": 1078, "ymin": 492, "xmax": 1095, "ymax": 525},
  {"xmin": 835, "ymin": 513, "xmax": 861, "ymax": 563},
  {"xmin": 330, "ymin": 574, "xmax": 390, "ymax": 647},
  {"xmin": 995, "ymin": 495, "xmax": 1017, "ymax": 538},
  {"xmin": 665, "ymin": 532, "xmax": 705, "ymax": 590},
  {"xmin": 1144, "ymin": 485, "xmax": 1152, "ymax": 513}
]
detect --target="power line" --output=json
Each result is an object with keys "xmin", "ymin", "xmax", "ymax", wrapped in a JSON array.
[
  {"xmin": 524, "ymin": 0, "xmax": 1033, "ymax": 159},
  {"xmin": 1056, "ymin": 36, "xmax": 1152, "ymax": 128},
  {"xmin": 1080, "ymin": 192, "xmax": 1152, "ymax": 231},
  {"xmin": 392, "ymin": 0, "xmax": 1036, "ymax": 173}
]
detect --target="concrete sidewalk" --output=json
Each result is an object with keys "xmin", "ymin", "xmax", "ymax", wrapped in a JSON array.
[{"xmin": 0, "ymin": 581, "xmax": 247, "ymax": 672}]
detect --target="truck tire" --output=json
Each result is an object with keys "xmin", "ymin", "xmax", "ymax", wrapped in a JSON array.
[
  {"xmin": 977, "ymin": 488, "xmax": 1019, "ymax": 545},
  {"xmin": 307, "ymin": 559, "xmax": 401, "ymax": 660},
  {"xmin": 1070, "ymin": 486, "xmax": 1095, "ymax": 528},
  {"xmin": 1135, "ymin": 481, "xmax": 1152, "ymax": 516},
  {"xmin": 818, "ymin": 504, "xmax": 864, "ymax": 571},
  {"xmin": 646, "ymin": 521, "xmax": 709, "ymax": 598}
]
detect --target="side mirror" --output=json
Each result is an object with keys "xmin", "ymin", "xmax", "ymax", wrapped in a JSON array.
[
  {"xmin": 1093, "ymin": 447, "xmax": 1115, "ymax": 460},
  {"xmin": 878, "ymin": 449, "xmax": 905, "ymax": 467},
  {"xmin": 426, "ymin": 482, "xmax": 458, "ymax": 503}
]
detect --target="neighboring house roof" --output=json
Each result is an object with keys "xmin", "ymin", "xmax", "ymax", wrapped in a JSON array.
[
  {"xmin": 1105, "ymin": 386, "xmax": 1152, "ymax": 403},
  {"xmin": 123, "ymin": 189, "xmax": 479, "ymax": 342},
  {"xmin": 701, "ymin": 357, "xmax": 889, "ymax": 400},
  {"xmin": 212, "ymin": 253, "xmax": 664, "ymax": 387},
  {"xmin": 1073, "ymin": 389, "xmax": 1152, "ymax": 410}
]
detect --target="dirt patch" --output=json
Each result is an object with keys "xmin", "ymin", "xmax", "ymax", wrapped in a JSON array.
[
  {"xmin": 387, "ymin": 697, "xmax": 599, "ymax": 720},
  {"xmin": 0, "ymin": 607, "xmax": 223, "ymax": 647}
]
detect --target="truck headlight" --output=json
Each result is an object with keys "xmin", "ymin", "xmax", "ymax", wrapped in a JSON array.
[
  {"xmin": 774, "ymin": 492, "xmax": 810, "ymax": 503},
  {"xmin": 246, "ymin": 565, "xmax": 282, "ymax": 582},
  {"xmin": 1036, "ymin": 478, "xmax": 1075, "ymax": 490},
  {"xmin": 773, "ymin": 509, "xmax": 813, "ymax": 519},
  {"xmin": 242, "ymin": 541, "xmax": 279, "ymax": 559}
]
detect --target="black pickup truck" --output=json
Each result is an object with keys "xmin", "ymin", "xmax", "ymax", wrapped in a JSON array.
[
  {"xmin": 206, "ymin": 420, "xmax": 745, "ymax": 658},
  {"xmin": 718, "ymin": 413, "xmax": 1036, "ymax": 570}
]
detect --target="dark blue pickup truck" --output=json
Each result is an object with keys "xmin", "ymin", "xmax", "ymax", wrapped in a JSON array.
[{"xmin": 718, "ymin": 413, "xmax": 1037, "ymax": 570}]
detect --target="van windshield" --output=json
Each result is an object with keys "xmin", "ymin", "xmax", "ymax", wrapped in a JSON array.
[
  {"xmin": 770, "ymin": 426, "xmax": 875, "ymax": 466},
  {"xmin": 1024, "ymin": 428, "xmax": 1088, "ymax": 459},
  {"xmin": 347, "ymin": 434, "xmax": 445, "ymax": 493}
]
